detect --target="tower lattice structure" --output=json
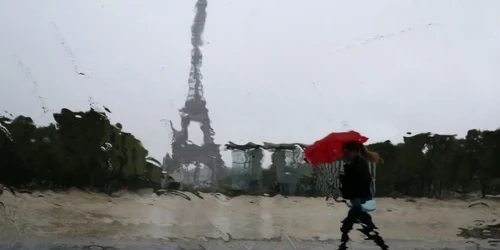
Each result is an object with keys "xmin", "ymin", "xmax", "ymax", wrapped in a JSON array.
[{"xmin": 166, "ymin": 0, "xmax": 225, "ymax": 184}]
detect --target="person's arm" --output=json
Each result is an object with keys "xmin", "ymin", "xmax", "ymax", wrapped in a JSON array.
[
  {"xmin": 339, "ymin": 168, "xmax": 353, "ymax": 199},
  {"xmin": 361, "ymin": 162, "xmax": 372, "ymax": 183},
  {"xmin": 356, "ymin": 157, "xmax": 373, "ymax": 197}
]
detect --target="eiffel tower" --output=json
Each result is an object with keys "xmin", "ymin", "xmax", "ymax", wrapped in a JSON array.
[{"xmin": 165, "ymin": 0, "xmax": 225, "ymax": 184}]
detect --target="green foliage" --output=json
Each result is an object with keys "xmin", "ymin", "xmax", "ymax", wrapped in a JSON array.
[
  {"xmin": 258, "ymin": 131, "xmax": 500, "ymax": 198},
  {"xmin": 0, "ymin": 108, "xmax": 162, "ymax": 191},
  {"xmin": 1, "ymin": 108, "xmax": 500, "ymax": 198},
  {"xmin": 364, "ymin": 131, "xmax": 500, "ymax": 198}
]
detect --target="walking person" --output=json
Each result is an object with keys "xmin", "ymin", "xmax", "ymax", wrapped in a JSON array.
[{"xmin": 337, "ymin": 141, "xmax": 389, "ymax": 250}]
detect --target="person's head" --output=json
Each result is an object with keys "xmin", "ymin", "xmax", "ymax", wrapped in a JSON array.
[
  {"xmin": 342, "ymin": 141, "xmax": 361, "ymax": 161},
  {"xmin": 343, "ymin": 141, "xmax": 381, "ymax": 163}
]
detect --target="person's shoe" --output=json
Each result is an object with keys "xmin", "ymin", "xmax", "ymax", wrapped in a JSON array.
[
  {"xmin": 337, "ymin": 233, "xmax": 349, "ymax": 250},
  {"xmin": 337, "ymin": 242, "xmax": 348, "ymax": 250},
  {"xmin": 373, "ymin": 235, "xmax": 389, "ymax": 250},
  {"xmin": 378, "ymin": 244, "xmax": 389, "ymax": 250}
]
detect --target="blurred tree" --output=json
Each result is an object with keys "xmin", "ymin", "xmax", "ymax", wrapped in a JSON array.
[
  {"xmin": 1, "ymin": 109, "xmax": 500, "ymax": 198},
  {"xmin": 0, "ymin": 108, "xmax": 162, "ymax": 191}
]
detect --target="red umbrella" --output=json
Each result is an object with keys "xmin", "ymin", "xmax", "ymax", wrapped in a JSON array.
[{"xmin": 304, "ymin": 130, "xmax": 368, "ymax": 170}]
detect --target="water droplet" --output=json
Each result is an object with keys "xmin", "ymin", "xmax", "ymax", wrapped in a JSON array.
[{"xmin": 0, "ymin": 123, "xmax": 14, "ymax": 142}]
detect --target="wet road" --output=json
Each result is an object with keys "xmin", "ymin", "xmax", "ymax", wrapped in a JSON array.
[{"xmin": 2, "ymin": 240, "xmax": 498, "ymax": 250}]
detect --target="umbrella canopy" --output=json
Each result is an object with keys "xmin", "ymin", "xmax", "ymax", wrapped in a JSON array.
[{"xmin": 304, "ymin": 130, "xmax": 368, "ymax": 170}]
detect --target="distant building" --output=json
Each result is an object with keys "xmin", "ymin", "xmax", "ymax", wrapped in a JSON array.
[
  {"xmin": 225, "ymin": 142, "xmax": 378, "ymax": 197},
  {"xmin": 225, "ymin": 142, "xmax": 310, "ymax": 195},
  {"xmin": 226, "ymin": 143, "xmax": 263, "ymax": 190}
]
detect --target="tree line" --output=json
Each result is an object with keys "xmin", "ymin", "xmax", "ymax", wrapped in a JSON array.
[
  {"xmin": 255, "ymin": 131, "xmax": 500, "ymax": 198},
  {"xmin": 369, "ymin": 131, "xmax": 500, "ymax": 198},
  {"xmin": 0, "ymin": 108, "xmax": 163, "ymax": 193},
  {"xmin": 1, "ymin": 108, "xmax": 499, "ymax": 198}
]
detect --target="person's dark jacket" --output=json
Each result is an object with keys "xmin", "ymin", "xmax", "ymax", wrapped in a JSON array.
[{"xmin": 339, "ymin": 155, "xmax": 373, "ymax": 200}]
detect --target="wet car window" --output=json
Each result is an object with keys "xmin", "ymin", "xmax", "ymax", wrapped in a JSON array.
[{"xmin": 1, "ymin": 1, "xmax": 499, "ymax": 249}]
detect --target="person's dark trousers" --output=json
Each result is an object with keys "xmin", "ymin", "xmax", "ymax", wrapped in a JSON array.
[{"xmin": 338, "ymin": 206, "xmax": 389, "ymax": 250}]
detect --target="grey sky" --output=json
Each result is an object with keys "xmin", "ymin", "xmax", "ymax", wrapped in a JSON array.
[{"xmin": 1, "ymin": 0, "xmax": 500, "ymax": 166}]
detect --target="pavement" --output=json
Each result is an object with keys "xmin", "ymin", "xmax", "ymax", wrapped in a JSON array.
[{"xmin": 2, "ymin": 239, "xmax": 498, "ymax": 250}]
